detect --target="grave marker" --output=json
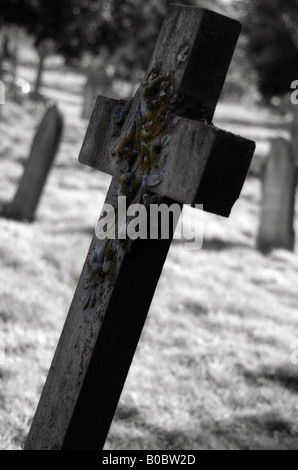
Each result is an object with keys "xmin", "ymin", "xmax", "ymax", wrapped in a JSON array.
[
  {"xmin": 82, "ymin": 64, "xmax": 110, "ymax": 120},
  {"xmin": 291, "ymin": 105, "xmax": 298, "ymax": 167},
  {"xmin": 25, "ymin": 5, "xmax": 255, "ymax": 450},
  {"xmin": 257, "ymin": 137, "xmax": 296, "ymax": 253},
  {"xmin": 2, "ymin": 104, "xmax": 63, "ymax": 222}
]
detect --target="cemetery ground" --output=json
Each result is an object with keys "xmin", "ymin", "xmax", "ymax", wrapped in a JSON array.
[{"xmin": 1, "ymin": 65, "xmax": 298, "ymax": 451}]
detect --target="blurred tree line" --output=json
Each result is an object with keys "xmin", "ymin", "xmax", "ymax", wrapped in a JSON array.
[
  {"xmin": 241, "ymin": 0, "xmax": 298, "ymax": 104},
  {"xmin": 0, "ymin": 0, "xmax": 196, "ymax": 95},
  {"xmin": 1, "ymin": 0, "xmax": 297, "ymax": 104}
]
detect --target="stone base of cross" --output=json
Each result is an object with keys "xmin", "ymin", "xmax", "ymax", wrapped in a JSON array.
[{"xmin": 25, "ymin": 5, "xmax": 255, "ymax": 450}]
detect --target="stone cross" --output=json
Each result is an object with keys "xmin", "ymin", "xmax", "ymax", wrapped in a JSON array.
[
  {"xmin": 25, "ymin": 6, "xmax": 255, "ymax": 451},
  {"xmin": 257, "ymin": 137, "xmax": 296, "ymax": 253},
  {"xmin": 1, "ymin": 104, "xmax": 63, "ymax": 222}
]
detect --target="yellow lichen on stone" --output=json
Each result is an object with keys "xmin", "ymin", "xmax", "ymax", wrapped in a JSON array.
[
  {"xmin": 117, "ymin": 133, "xmax": 137, "ymax": 166},
  {"xmin": 92, "ymin": 239, "xmax": 118, "ymax": 284},
  {"xmin": 111, "ymin": 128, "xmax": 121, "ymax": 138},
  {"xmin": 139, "ymin": 74, "xmax": 173, "ymax": 173},
  {"xmin": 84, "ymin": 72, "xmax": 174, "ymax": 304},
  {"xmin": 105, "ymin": 239, "xmax": 116, "ymax": 262},
  {"xmin": 116, "ymin": 71, "xmax": 173, "ymax": 177},
  {"xmin": 118, "ymin": 173, "xmax": 142, "ymax": 204}
]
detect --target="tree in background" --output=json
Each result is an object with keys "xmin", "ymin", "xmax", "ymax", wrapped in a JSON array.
[
  {"xmin": 0, "ymin": 0, "xmax": 70, "ymax": 93},
  {"xmin": 0, "ymin": 0, "xmax": 105, "ymax": 94},
  {"xmin": 106, "ymin": 0, "xmax": 229, "ymax": 78},
  {"xmin": 85, "ymin": 0, "xmax": 198, "ymax": 78},
  {"xmin": 0, "ymin": 0, "xmax": 200, "ymax": 94},
  {"xmin": 0, "ymin": 0, "xmax": 246, "ymax": 99},
  {"xmin": 242, "ymin": 0, "xmax": 298, "ymax": 103}
]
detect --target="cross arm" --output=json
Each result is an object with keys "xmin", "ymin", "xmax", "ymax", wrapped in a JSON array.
[
  {"xmin": 79, "ymin": 96, "xmax": 129, "ymax": 176},
  {"xmin": 79, "ymin": 98, "xmax": 255, "ymax": 218},
  {"xmin": 153, "ymin": 117, "xmax": 255, "ymax": 217}
]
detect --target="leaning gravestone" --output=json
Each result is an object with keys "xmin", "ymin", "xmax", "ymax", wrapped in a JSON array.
[
  {"xmin": 25, "ymin": 5, "xmax": 255, "ymax": 450},
  {"xmin": 0, "ymin": 79, "xmax": 4, "ymax": 120},
  {"xmin": 257, "ymin": 137, "xmax": 296, "ymax": 253},
  {"xmin": 291, "ymin": 105, "xmax": 298, "ymax": 167},
  {"xmin": 1, "ymin": 104, "xmax": 63, "ymax": 222}
]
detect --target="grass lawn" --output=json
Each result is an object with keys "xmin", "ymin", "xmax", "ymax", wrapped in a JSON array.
[{"xmin": 0, "ymin": 65, "xmax": 298, "ymax": 450}]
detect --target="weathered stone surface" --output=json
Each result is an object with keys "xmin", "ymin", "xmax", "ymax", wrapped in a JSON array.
[
  {"xmin": 25, "ymin": 5, "xmax": 255, "ymax": 451},
  {"xmin": 80, "ymin": 96, "xmax": 129, "ymax": 176}
]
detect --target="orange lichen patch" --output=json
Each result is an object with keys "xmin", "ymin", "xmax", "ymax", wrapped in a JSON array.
[
  {"xmin": 111, "ymin": 105, "xmax": 131, "ymax": 138},
  {"xmin": 137, "ymin": 74, "xmax": 173, "ymax": 173},
  {"xmin": 137, "ymin": 136, "xmax": 152, "ymax": 173},
  {"xmin": 84, "ymin": 73, "xmax": 175, "ymax": 303},
  {"xmin": 117, "ymin": 133, "xmax": 138, "ymax": 166},
  {"xmin": 85, "ymin": 238, "xmax": 118, "ymax": 295},
  {"xmin": 118, "ymin": 173, "xmax": 142, "ymax": 204},
  {"xmin": 144, "ymin": 75, "xmax": 173, "ymax": 113},
  {"xmin": 111, "ymin": 128, "xmax": 121, "ymax": 138},
  {"xmin": 105, "ymin": 239, "xmax": 116, "ymax": 262},
  {"xmin": 101, "ymin": 240, "xmax": 120, "ymax": 286}
]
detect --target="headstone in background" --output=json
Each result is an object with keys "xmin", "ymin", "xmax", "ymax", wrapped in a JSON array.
[
  {"xmin": 1, "ymin": 104, "xmax": 63, "ymax": 222},
  {"xmin": 0, "ymin": 61, "xmax": 9, "ymax": 121},
  {"xmin": 82, "ymin": 63, "xmax": 110, "ymax": 120},
  {"xmin": 25, "ymin": 6, "xmax": 255, "ymax": 451},
  {"xmin": 291, "ymin": 105, "xmax": 298, "ymax": 167},
  {"xmin": 257, "ymin": 137, "xmax": 296, "ymax": 253},
  {"xmin": 0, "ymin": 80, "xmax": 4, "ymax": 102}
]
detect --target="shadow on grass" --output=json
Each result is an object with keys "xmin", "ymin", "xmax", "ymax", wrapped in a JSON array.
[
  {"xmin": 112, "ymin": 404, "xmax": 298, "ymax": 450},
  {"xmin": 207, "ymin": 412, "xmax": 298, "ymax": 450},
  {"xmin": 244, "ymin": 364, "xmax": 298, "ymax": 395},
  {"xmin": 202, "ymin": 238, "xmax": 249, "ymax": 252},
  {"xmin": 171, "ymin": 237, "xmax": 249, "ymax": 251},
  {"xmin": 50, "ymin": 225, "xmax": 94, "ymax": 237},
  {"xmin": 0, "ymin": 366, "xmax": 13, "ymax": 381},
  {"xmin": 178, "ymin": 300, "xmax": 208, "ymax": 317}
]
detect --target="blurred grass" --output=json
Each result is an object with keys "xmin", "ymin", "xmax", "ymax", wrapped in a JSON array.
[{"xmin": 0, "ymin": 65, "xmax": 298, "ymax": 450}]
